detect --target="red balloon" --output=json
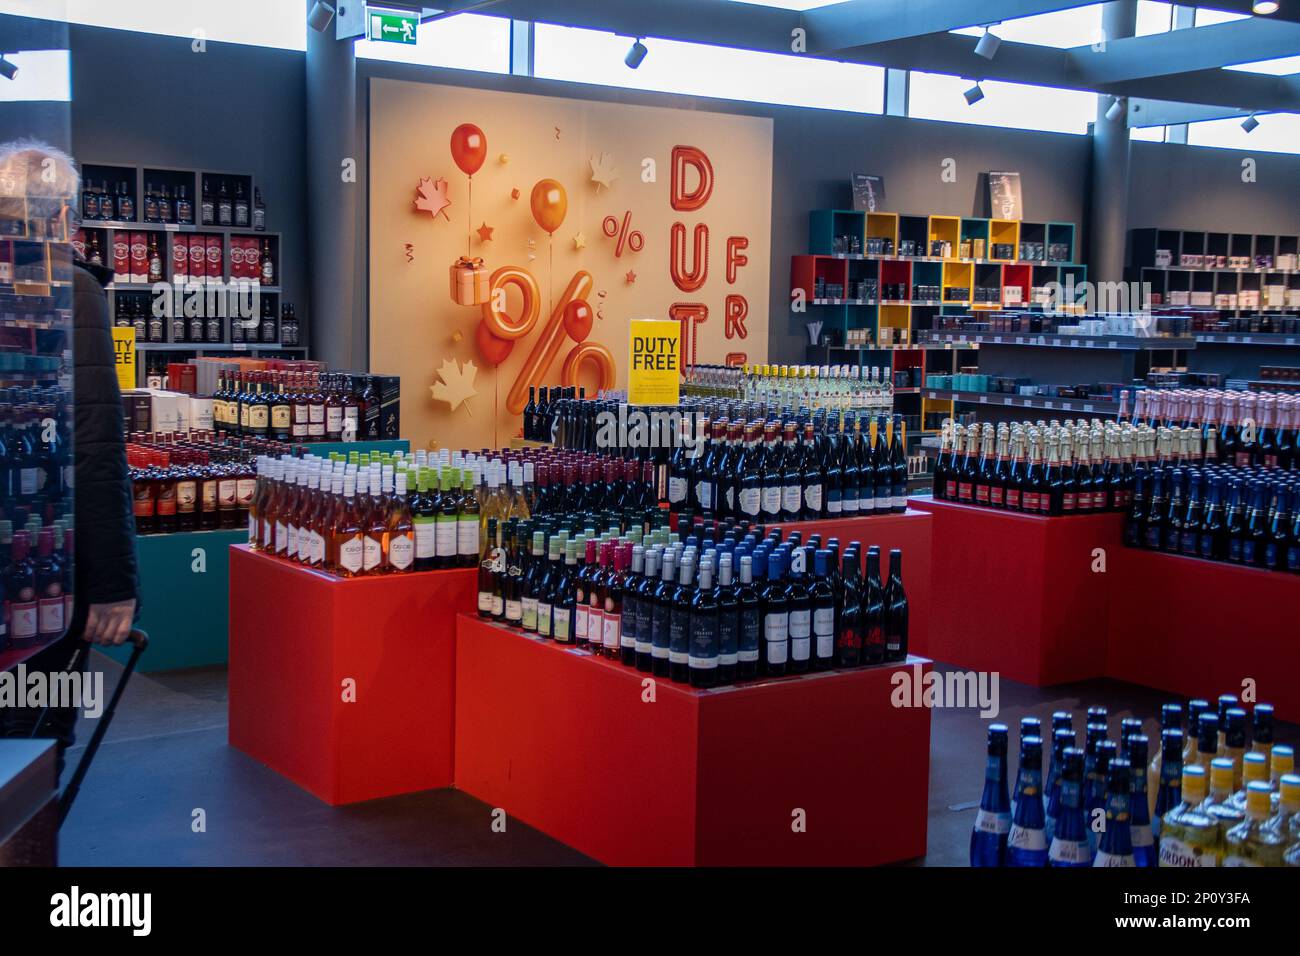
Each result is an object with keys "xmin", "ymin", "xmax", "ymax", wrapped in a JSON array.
[
  {"xmin": 450, "ymin": 123, "xmax": 486, "ymax": 177},
  {"xmin": 475, "ymin": 319, "xmax": 513, "ymax": 366},
  {"xmin": 563, "ymin": 299, "xmax": 593, "ymax": 343}
]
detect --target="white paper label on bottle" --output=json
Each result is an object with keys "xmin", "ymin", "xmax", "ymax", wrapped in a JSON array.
[
  {"xmin": 575, "ymin": 605, "xmax": 589, "ymax": 640},
  {"xmin": 788, "ymin": 609, "xmax": 811, "ymax": 661},
  {"xmin": 237, "ymin": 479, "xmax": 257, "ymax": 505},
  {"xmin": 1008, "ymin": 824, "xmax": 1047, "ymax": 851},
  {"xmin": 521, "ymin": 597, "xmax": 538, "ymax": 630},
  {"xmin": 275, "ymin": 522, "xmax": 287, "ymax": 553},
  {"xmin": 893, "ymin": 494, "xmax": 907, "ymax": 510},
  {"xmin": 457, "ymin": 518, "xmax": 479, "ymax": 556},
  {"xmin": 668, "ymin": 476, "xmax": 688, "ymax": 504},
  {"xmin": 326, "ymin": 407, "xmax": 344, "ymax": 434},
  {"xmin": 553, "ymin": 607, "xmax": 571, "ymax": 641},
  {"xmin": 781, "ymin": 484, "xmax": 800, "ymax": 515},
  {"xmin": 804, "ymin": 483, "xmax": 823, "ymax": 512},
  {"xmin": 38, "ymin": 598, "xmax": 64, "ymax": 635},
  {"xmin": 414, "ymin": 520, "xmax": 436, "ymax": 559},
  {"xmin": 1158, "ymin": 836, "xmax": 1212, "ymax": 867},
  {"xmin": 363, "ymin": 536, "xmax": 383, "ymax": 572},
  {"xmin": 537, "ymin": 603, "xmax": 552, "ymax": 636},
  {"xmin": 287, "ymin": 524, "xmax": 298, "ymax": 558},
  {"xmin": 761, "ymin": 485, "xmax": 781, "ymax": 515},
  {"xmin": 603, "ymin": 615, "xmax": 619, "ymax": 650},
  {"xmin": 338, "ymin": 538, "xmax": 364, "ymax": 574},
  {"xmin": 435, "ymin": 519, "xmax": 456, "ymax": 558},
  {"xmin": 10, "ymin": 602, "xmax": 37, "ymax": 639},
  {"xmin": 974, "ymin": 809, "xmax": 1011, "ymax": 835},
  {"xmin": 505, "ymin": 599, "xmax": 522, "ymax": 621},
  {"xmin": 764, "ymin": 613, "xmax": 788, "ymax": 664},
  {"xmin": 389, "ymin": 535, "xmax": 414, "ymax": 570},
  {"xmin": 20, "ymin": 469, "xmax": 38, "ymax": 495},
  {"xmin": 842, "ymin": 492, "xmax": 859, "ymax": 514},
  {"xmin": 1048, "ymin": 838, "xmax": 1092, "ymax": 865},
  {"xmin": 696, "ymin": 480, "xmax": 713, "ymax": 509},
  {"xmin": 490, "ymin": 594, "xmax": 503, "ymax": 616},
  {"xmin": 739, "ymin": 487, "xmax": 761, "ymax": 516},
  {"xmin": 813, "ymin": 607, "xmax": 834, "ymax": 658},
  {"xmin": 859, "ymin": 493, "xmax": 874, "ymax": 513},
  {"xmin": 1093, "ymin": 850, "xmax": 1136, "ymax": 868}
]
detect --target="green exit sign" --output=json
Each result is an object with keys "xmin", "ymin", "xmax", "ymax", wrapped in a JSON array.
[{"xmin": 367, "ymin": 6, "xmax": 419, "ymax": 45}]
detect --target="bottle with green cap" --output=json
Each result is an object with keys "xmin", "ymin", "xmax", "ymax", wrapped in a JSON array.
[
  {"xmin": 553, "ymin": 540, "xmax": 578, "ymax": 644},
  {"xmin": 457, "ymin": 468, "xmax": 480, "ymax": 567},
  {"xmin": 435, "ymin": 468, "xmax": 458, "ymax": 569},
  {"xmin": 1158, "ymin": 765, "xmax": 1218, "ymax": 867},
  {"xmin": 537, "ymin": 535, "xmax": 563, "ymax": 640},
  {"xmin": 1224, "ymin": 782, "xmax": 1285, "ymax": 866},
  {"xmin": 412, "ymin": 470, "xmax": 437, "ymax": 572},
  {"xmin": 521, "ymin": 530, "xmax": 544, "ymax": 633}
]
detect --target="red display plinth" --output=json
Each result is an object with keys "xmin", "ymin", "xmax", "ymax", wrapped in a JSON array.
[
  {"xmin": 671, "ymin": 509, "xmax": 933, "ymax": 657},
  {"xmin": 1106, "ymin": 548, "xmax": 1300, "ymax": 722},
  {"xmin": 454, "ymin": 613, "xmax": 932, "ymax": 866},
  {"xmin": 228, "ymin": 545, "xmax": 476, "ymax": 805},
  {"xmin": 909, "ymin": 497, "xmax": 1123, "ymax": 686}
]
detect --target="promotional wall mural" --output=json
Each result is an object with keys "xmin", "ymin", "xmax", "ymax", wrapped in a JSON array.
[{"xmin": 369, "ymin": 78, "xmax": 774, "ymax": 449}]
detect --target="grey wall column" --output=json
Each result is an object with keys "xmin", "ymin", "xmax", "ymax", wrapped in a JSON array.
[
  {"xmin": 1088, "ymin": 0, "xmax": 1137, "ymax": 285},
  {"xmin": 306, "ymin": 0, "xmax": 364, "ymax": 370}
]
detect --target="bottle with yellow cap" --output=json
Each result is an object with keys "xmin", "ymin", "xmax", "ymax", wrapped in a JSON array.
[
  {"xmin": 1229, "ymin": 751, "xmax": 1269, "ymax": 813},
  {"xmin": 1269, "ymin": 744, "xmax": 1294, "ymax": 806},
  {"xmin": 1270, "ymin": 772, "xmax": 1300, "ymax": 837},
  {"xmin": 1158, "ymin": 765, "xmax": 1219, "ymax": 867},
  {"xmin": 1223, "ymin": 782, "xmax": 1285, "ymax": 866},
  {"xmin": 1202, "ymin": 757, "xmax": 1245, "ymax": 863}
]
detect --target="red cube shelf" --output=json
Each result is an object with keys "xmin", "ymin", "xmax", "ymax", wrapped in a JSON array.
[
  {"xmin": 228, "ymin": 545, "xmax": 477, "ymax": 805},
  {"xmin": 909, "ymin": 497, "xmax": 1124, "ymax": 686},
  {"xmin": 1106, "ymin": 547, "xmax": 1300, "ymax": 722},
  {"xmin": 454, "ymin": 613, "xmax": 932, "ymax": 866}
]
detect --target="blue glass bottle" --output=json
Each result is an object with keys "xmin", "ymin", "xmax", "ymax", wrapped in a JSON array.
[
  {"xmin": 1048, "ymin": 747, "xmax": 1092, "ymax": 867},
  {"xmin": 1086, "ymin": 739, "xmax": 1117, "ymax": 854},
  {"xmin": 1007, "ymin": 736, "xmax": 1047, "ymax": 867},
  {"xmin": 1125, "ymin": 734, "xmax": 1156, "ymax": 867},
  {"xmin": 1012, "ymin": 717, "xmax": 1041, "ymax": 817},
  {"xmin": 970, "ymin": 723, "xmax": 1011, "ymax": 867},
  {"xmin": 1044, "ymin": 727, "xmax": 1076, "ymax": 844},
  {"xmin": 1094, "ymin": 759, "xmax": 1136, "ymax": 867}
]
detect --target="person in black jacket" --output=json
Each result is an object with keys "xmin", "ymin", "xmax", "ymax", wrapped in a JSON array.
[{"xmin": 0, "ymin": 141, "xmax": 140, "ymax": 770}]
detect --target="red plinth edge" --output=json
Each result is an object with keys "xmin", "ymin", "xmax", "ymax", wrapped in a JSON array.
[
  {"xmin": 1106, "ymin": 547, "xmax": 1300, "ymax": 723},
  {"xmin": 228, "ymin": 545, "xmax": 476, "ymax": 805},
  {"xmin": 909, "ymin": 497, "xmax": 1123, "ymax": 686},
  {"xmin": 454, "ymin": 612, "xmax": 932, "ymax": 866}
]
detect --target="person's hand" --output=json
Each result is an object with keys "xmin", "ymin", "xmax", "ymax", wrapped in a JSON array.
[{"xmin": 83, "ymin": 599, "xmax": 137, "ymax": 646}]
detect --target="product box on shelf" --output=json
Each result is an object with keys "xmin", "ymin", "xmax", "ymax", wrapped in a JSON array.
[
  {"xmin": 129, "ymin": 231, "xmax": 148, "ymax": 284},
  {"xmin": 172, "ymin": 234, "xmax": 188, "ymax": 284},
  {"xmin": 112, "ymin": 231, "xmax": 129, "ymax": 277}
]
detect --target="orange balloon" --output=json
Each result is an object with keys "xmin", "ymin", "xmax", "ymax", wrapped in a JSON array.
[
  {"xmin": 529, "ymin": 178, "xmax": 568, "ymax": 235},
  {"xmin": 475, "ymin": 319, "xmax": 513, "ymax": 367},
  {"xmin": 561, "ymin": 341, "xmax": 616, "ymax": 395},
  {"xmin": 450, "ymin": 123, "xmax": 486, "ymax": 177},
  {"xmin": 563, "ymin": 299, "xmax": 593, "ymax": 343},
  {"xmin": 480, "ymin": 265, "xmax": 540, "ymax": 340}
]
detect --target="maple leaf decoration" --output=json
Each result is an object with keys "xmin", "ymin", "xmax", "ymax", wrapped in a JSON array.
[
  {"xmin": 430, "ymin": 358, "xmax": 478, "ymax": 415},
  {"xmin": 589, "ymin": 153, "xmax": 619, "ymax": 192},
  {"xmin": 413, "ymin": 177, "xmax": 452, "ymax": 221}
]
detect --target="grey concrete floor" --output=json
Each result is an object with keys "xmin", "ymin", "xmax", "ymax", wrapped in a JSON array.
[{"xmin": 57, "ymin": 654, "xmax": 1297, "ymax": 867}]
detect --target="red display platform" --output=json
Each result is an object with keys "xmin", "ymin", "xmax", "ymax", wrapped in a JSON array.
[
  {"xmin": 1106, "ymin": 548, "xmax": 1300, "ymax": 723},
  {"xmin": 454, "ymin": 613, "xmax": 932, "ymax": 866},
  {"xmin": 228, "ymin": 545, "xmax": 476, "ymax": 805},
  {"xmin": 909, "ymin": 497, "xmax": 1123, "ymax": 686},
  {"xmin": 672, "ymin": 508, "xmax": 933, "ymax": 658}
]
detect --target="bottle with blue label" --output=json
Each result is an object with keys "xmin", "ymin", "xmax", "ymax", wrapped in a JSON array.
[
  {"xmin": 1049, "ymin": 747, "xmax": 1093, "ymax": 867},
  {"xmin": 970, "ymin": 724, "xmax": 1011, "ymax": 867},
  {"xmin": 1045, "ymin": 727, "xmax": 1076, "ymax": 845},
  {"xmin": 1007, "ymin": 735, "xmax": 1048, "ymax": 867},
  {"xmin": 1012, "ymin": 717, "xmax": 1043, "ymax": 817},
  {"xmin": 1125, "ymin": 734, "xmax": 1156, "ymax": 867},
  {"xmin": 1094, "ymin": 759, "xmax": 1137, "ymax": 867}
]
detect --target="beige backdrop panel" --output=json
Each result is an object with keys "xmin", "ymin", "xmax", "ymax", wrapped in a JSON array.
[{"xmin": 369, "ymin": 77, "xmax": 773, "ymax": 451}]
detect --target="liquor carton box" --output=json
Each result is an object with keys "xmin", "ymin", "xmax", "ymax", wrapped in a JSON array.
[
  {"xmin": 184, "ymin": 396, "xmax": 214, "ymax": 432},
  {"xmin": 167, "ymin": 362, "xmax": 197, "ymax": 396},
  {"xmin": 189, "ymin": 233, "xmax": 206, "ymax": 281},
  {"xmin": 371, "ymin": 374, "xmax": 402, "ymax": 440},
  {"xmin": 122, "ymin": 390, "xmax": 153, "ymax": 434},
  {"xmin": 244, "ymin": 238, "xmax": 261, "ymax": 286},
  {"xmin": 146, "ymin": 389, "xmax": 189, "ymax": 433},
  {"xmin": 229, "ymin": 236, "xmax": 247, "ymax": 282},
  {"xmin": 172, "ymin": 234, "xmax": 188, "ymax": 285},
  {"xmin": 205, "ymin": 236, "xmax": 223, "ymax": 284},
  {"xmin": 130, "ymin": 231, "xmax": 148, "ymax": 284},
  {"xmin": 112, "ymin": 230, "xmax": 130, "ymax": 278}
]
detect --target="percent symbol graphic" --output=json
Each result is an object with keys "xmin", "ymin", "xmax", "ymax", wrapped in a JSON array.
[{"xmin": 602, "ymin": 211, "xmax": 645, "ymax": 257}]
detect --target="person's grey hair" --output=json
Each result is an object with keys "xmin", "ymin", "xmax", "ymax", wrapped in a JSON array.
[{"xmin": 0, "ymin": 138, "xmax": 81, "ymax": 225}]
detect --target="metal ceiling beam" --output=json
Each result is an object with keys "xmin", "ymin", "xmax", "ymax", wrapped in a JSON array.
[
  {"xmin": 1070, "ymin": 17, "xmax": 1300, "ymax": 84},
  {"xmin": 1125, "ymin": 98, "xmax": 1254, "ymax": 127},
  {"xmin": 800, "ymin": 0, "xmax": 1097, "ymax": 53}
]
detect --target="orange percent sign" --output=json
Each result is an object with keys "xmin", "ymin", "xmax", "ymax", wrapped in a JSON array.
[
  {"xmin": 503, "ymin": 269, "xmax": 614, "ymax": 414},
  {"xmin": 602, "ymin": 211, "xmax": 645, "ymax": 257}
]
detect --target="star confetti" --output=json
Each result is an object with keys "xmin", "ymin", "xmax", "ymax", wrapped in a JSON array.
[
  {"xmin": 413, "ymin": 177, "xmax": 452, "ymax": 221},
  {"xmin": 511, "ymin": 187, "xmax": 520, "ymax": 200},
  {"xmin": 625, "ymin": 269, "xmax": 637, "ymax": 284},
  {"xmin": 477, "ymin": 222, "xmax": 495, "ymax": 243},
  {"xmin": 588, "ymin": 153, "xmax": 619, "ymax": 192},
  {"xmin": 430, "ymin": 358, "xmax": 478, "ymax": 414},
  {"xmin": 572, "ymin": 231, "xmax": 587, "ymax": 250}
]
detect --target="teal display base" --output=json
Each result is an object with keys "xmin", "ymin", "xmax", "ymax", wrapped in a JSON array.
[
  {"xmin": 305, "ymin": 439, "xmax": 410, "ymax": 458},
  {"xmin": 105, "ymin": 529, "xmax": 245, "ymax": 673}
]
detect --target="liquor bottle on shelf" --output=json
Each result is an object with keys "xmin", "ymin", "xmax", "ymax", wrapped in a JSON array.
[
  {"xmin": 1006, "ymin": 735, "xmax": 1047, "ymax": 867},
  {"xmin": 971, "ymin": 724, "xmax": 1011, "ymax": 867},
  {"xmin": 1048, "ymin": 747, "xmax": 1093, "ymax": 867}
]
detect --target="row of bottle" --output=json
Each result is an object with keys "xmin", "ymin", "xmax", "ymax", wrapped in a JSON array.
[
  {"xmin": 0, "ymin": 386, "xmax": 72, "ymax": 521},
  {"xmin": 1124, "ymin": 389, "xmax": 1298, "ymax": 471},
  {"xmin": 478, "ymin": 517, "xmax": 908, "ymax": 686},
  {"xmin": 971, "ymin": 697, "xmax": 1299, "ymax": 867},
  {"xmin": 1, "ymin": 520, "xmax": 73, "ymax": 651},
  {"xmin": 1125, "ymin": 461, "xmax": 1300, "ymax": 572},
  {"xmin": 935, "ymin": 419, "xmax": 1136, "ymax": 514},
  {"xmin": 681, "ymin": 364, "xmax": 898, "ymax": 412},
  {"xmin": 128, "ymin": 443, "xmax": 262, "ymax": 535},
  {"xmin": 212, "ymin": 371, "xmax": 375, "ymax": 444}
]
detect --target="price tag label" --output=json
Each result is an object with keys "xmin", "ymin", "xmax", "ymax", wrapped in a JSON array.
[
  {"xmin": 1070, "ymin": 339, "xmax": 1079, "ymax": 347},
  {"xmin": 1287, "ymin": 338, "xmax": 1296, "ymax": 346},
  {"xmin": 979, "ymin": 395, "xmax": 987, "ymax": 403},
  {"xmin": 164, "ymin": 223, "xmax": 179, "ymax": 232},
  {"xmin": 1107, "ymin": 341, "xmax": 1117, "ymax": 348},
  {"xmin": 1229, "ymin": 336, "xmax": 1239, "ymax": 343},
  {"xmin": 1084, "ymin": 404, "xmax": 1094, "ymax": 412},
  {"xmin": 993, "ymin": 336, "xmax": 1002, "ymax": 344},
  {"xmin": 1044, "ymin": 401, "xmax": 1054, "ymax": 409},
  {"xmin": 233, "ymin": 344, "xmax": 248, "ymax": 352}
]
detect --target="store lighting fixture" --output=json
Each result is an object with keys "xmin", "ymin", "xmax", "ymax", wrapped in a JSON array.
[
  {"xmin": 963, "ymin": 81, "xmax": 985, "ymax": 106},
  {"xmin": 1241, "ymin": 112, "xmax": 1260, "ymax": 133},
  {"xmin": 0, "ymin": 55, "xmax": 17, "ymax": 81},
  {"xmin": 307, "ymin": 1, "xmax": 336, "ymax": 33},
  {"xmin": 1105, "ymin": 96, "xmax": 1126, "ymax": 123},
  {"xmin": 1252, "ymin": 1, "xmax": 1279, "ymax": 14},
  {"xmin": 974, "ymin": 28, "xmax": 1001, "ymax": 61},
  {"xmin": 625, "ymin": 38, "xmax": 648, "ymax": 70}
]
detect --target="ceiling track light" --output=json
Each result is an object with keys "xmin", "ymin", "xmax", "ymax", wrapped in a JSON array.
[
  {"xmin": 1105, "ymin": 96, "xmax": 1126, "ymax": 123},
  {"xmin": 0, "ymin": 55, "xmax": 17, "ymax": 81},
  {"xmin": 974, "ymin": 27, "xmax": 1001, "ymax": 61},
  {"xmin": 1241, "ymin": 112, "xmax": 1260, "ymax": 133},
  {"xmin": 625, "ymin": 38, "xmax": 648, "ymax": 70},
  {"xmin": 1252, "ymin": 1, "xmax": 1279, "ymax": 15},
  {"xmin": 307, "ymin": 1, "xmax": 336, "ymax": 34},
  {"xmin": 963, "ymin": 81, "xmax": 985, "ymax": 106}
]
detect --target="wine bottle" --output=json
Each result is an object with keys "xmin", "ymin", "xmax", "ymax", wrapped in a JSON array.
[
  {"xmin": 1006, "ymin": 735, "xmax": 1048, "ymax": 867},
  {"xmin": 971, "ymin": 724, "xmax": 1012, "ymax": 867}
]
